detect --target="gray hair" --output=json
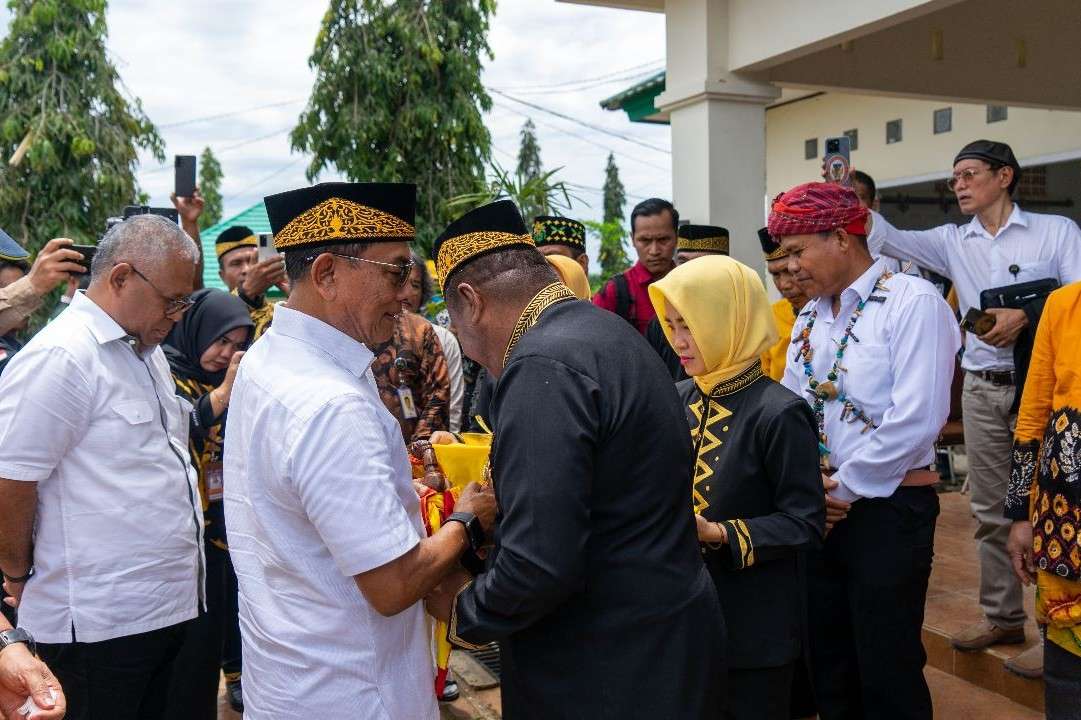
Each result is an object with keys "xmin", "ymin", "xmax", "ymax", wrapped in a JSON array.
[{"xmin": 91, "ymin": 214, "xmax": 199, "ymax": 280}]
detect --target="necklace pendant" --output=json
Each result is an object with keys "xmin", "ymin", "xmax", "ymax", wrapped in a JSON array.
[{"xmin": 816, "ymin": 381, "xmax": 839, "ymax": 401}]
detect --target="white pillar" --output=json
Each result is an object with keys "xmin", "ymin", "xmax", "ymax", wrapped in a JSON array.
[{"xmin": 656, "ymin": 0, "xmax": 779, "ymax": 269}]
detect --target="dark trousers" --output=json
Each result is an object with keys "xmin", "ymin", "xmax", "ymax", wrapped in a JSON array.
[
  {"xmin": 221, "ymin": 555, "xmax": 243, "ymax": 681},
  {"xmin": 163, "ymin": 543, "xmax": 232, "ymax": 720},
  {"xmin": 1045, "ymin": 637, "xmax": 1081, "ymax": 720},
  {"xmin": 727, "ymin": 663, "xmax": 795, "ymax": 720},
  {"xmin": 807, "ymin": 486, "xmax": 938, "ymax": 720},
  {"xmin": 37, "ymin": 620, "xmax": 189, "ymax": 720}
]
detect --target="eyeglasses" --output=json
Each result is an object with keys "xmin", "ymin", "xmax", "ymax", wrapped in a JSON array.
[
  {"xmin": 946, "ymin": 166, "xmax": 1000, "ymax": 191},
  {"xmin": 323, "ymin": 252, "xmax": 415, "ymax": 287},
  {"xmin": 125, "ymin": 264, "xmax": 194, "ymax": 317}
]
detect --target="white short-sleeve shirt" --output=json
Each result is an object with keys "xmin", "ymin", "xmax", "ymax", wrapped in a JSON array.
[
  {"xmin": 223, "ymin": 304, "xmax": 435, "ymax": 720},
  {"xmin": 0, "ymin": 292, "xmax": 204, "ymax": 644}
]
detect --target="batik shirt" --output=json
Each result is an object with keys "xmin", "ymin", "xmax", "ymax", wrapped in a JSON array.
[{"xmin": 370, "ymin": 311, "xmax": 450, "ymax": 444}]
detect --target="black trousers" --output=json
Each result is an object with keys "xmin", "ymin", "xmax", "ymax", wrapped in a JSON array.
[
  {"xmin": 37, "ymin": 620, "xmax": 189, "ymax": 720},
  {"xmin": 1045, "ymin": 637, "xmax": 1081, "ymax": 720},
  {"xmin": 727, "ymin": 663, "xmax": 795, "ymax": 720},
  {"xmin": 221, "ymin": 554, "xmax": 242, "ymax": 681},
  {"xmin": 163, "ymin": 543, "xmax": 232, "ymax": 720},
  {"xmin": 807, "ymin": 486, "xmax": 938, "ymax": 720}
]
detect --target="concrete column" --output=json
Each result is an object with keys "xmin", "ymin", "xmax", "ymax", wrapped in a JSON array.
[{"xmin": 656, "ymin": 0, "xmax": 779, "ymax": 268}]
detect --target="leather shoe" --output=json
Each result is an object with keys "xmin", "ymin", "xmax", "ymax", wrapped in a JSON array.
[
  {"xmin": 439, "ymin": 679, "xmax": 460, "ymax": 703},
  {"xmin": 950, "ymin": 619, "xmax": 1025, "ymax": 651},
  {"xmin": 1004, "ymin": 642, "xmax": 1044, "ymax": 679},
  {"xmin": 226, "ymin": 679, "xmax": 244, "ymax": 713}
]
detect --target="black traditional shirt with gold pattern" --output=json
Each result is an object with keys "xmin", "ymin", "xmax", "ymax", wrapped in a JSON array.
[
  {"xmin": 173, "ymin": 375, "xmax": 229, "ymax": 551},
  {"xmin": 232, "ymin": 288, "xmax": 276, "ymax": 342},
  {"xmin": 677, "ymin": 363, "xmax": 825, "ymax": 668}
]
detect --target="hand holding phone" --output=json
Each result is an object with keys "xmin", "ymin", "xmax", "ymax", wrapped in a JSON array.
[
  {"xmin": 174, "ymin": 155, "xmax": 197, "ymax": 197},
  {"xmin": 823, "ymin": 136, "xmax": 852, "ymax": 185},
  {"xmin": 69, "ymin": 244, "xmax": 98, "ymax": 273},
  {"xmin": 257, "ymin": 233, "xmax": 280, "ymax": 262},
  {"xmin": 960, "ymin": 307, "xmax": 996, "ymax": 336}
]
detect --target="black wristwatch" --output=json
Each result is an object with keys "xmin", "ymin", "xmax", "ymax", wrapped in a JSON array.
[
  {"xmin": 2, "ymin": 567, "xmax": 33, "ymax": 584},
  {"xmin": 0, "ymin": 628, "xmax": 36, "ymax": 657},
  {"xmin": 446, "ymin": 511, "xmax": 485, "ymax": 554}
]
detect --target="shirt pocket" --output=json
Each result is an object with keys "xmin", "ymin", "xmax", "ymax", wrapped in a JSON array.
[
  {"xmin": 112, "ymin": 399, "xmax": 154, "ymax": 425},
  {"xmin": 838, "ymin": 342, "xmax": 892, "ymax": 421},
  {"xmin": 1009, "ymin": 259, "xmax": 1055, "ymax": 284}
]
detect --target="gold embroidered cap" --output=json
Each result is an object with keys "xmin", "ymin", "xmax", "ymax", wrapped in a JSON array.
[
  {"xmin": 533, "ymin": 216, "xmax": 586, "ymax": 251},
  {"xmin": 677, "ymin": 224, "xmax": 729, "ymax": 255},
  {"xmin": 434, "ymin": 200, "xmax": 536, "ymax": 291},
  {"xmin": 758, "ymin": 227, "xmax": 787, "ymax": 261},
  {"xmin": 263, "ymin": 182, "xmax": 416, "ymax": 252},
  {"xmin": 214, "ymin": 225, "xmax": 258, "ymax": 260}
]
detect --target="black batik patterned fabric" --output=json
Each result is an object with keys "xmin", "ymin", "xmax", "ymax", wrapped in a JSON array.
[{"xmin": 1030, "ymin": 406, "xmax": 1081, "ymax": 580}]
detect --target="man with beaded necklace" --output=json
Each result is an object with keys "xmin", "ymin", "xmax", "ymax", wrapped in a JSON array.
[{"xmin": 773, "ymin": 182, "xmax": 960, "ymax": 719}]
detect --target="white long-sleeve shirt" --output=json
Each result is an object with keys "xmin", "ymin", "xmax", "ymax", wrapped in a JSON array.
[
  {"xmin": 782, "ymin": 260, "xmax": 961, "ymax": 503},
  {"xmin": 867, "ymin": 205, "xmax": 1081, "ymax": 372}
]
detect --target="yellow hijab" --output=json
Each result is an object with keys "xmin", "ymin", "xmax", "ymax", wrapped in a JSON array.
[
  {"xmin": 545, "ymin": 255, "xmax": 592, "ymax": 300},
  {"xmin": 648, "ymin": 255, "xmax": 778, "ymax": 394}
]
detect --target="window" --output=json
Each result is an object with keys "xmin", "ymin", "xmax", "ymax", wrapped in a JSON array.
[
  {"xmin": 886, "ymin": 119, "xmax": 903, "ymax": 144},
  {"xmin": 804, "ymin": 138, "xmax": 818, "ymax": 160},
  {"xmin": 933, "ymin": 107, "xmax": 952, "ymax": 134},
  {"xmin": 843, "ymin": 128, "xmax": 859, "ymax": 151},
  {"xmin": 987, "ymin": 105, "xmax": 1008, "ymax": 123}
]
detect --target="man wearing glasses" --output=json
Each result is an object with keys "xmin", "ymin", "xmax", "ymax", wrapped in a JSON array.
[
  {"xmin": 866, "ymin": 140, "xmax": 1081, "ymax": 677},
  {"xmin": 0, "ymin": 214, "xmax": 204, "ymax": 719},
  {"xmin": 223, "ymin": 183, "xmax": 495, "ymax": 719}
]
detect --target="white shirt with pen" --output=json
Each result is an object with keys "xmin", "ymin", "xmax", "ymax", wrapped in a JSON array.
[
  {"xmin": 867, "ymin": 204, "xmax": 1081, "ymax": 372},
  {"xmin": 782, "ymin": 260, "xmax": 961, "ymax": 503}
]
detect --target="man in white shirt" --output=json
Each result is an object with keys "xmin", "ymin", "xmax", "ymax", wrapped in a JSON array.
[
  {"xmin": 867, "ymin": 140, "xmax": 1081, "ymax": 671},
  {"xmin": 773, "ymin": 182, "xmax": 960, "ymax": 719},
  {"xmin": 224, "ymin": 182, "xmax": 495, "ymax": 720},
  {"xmin": 0, "ymin": 214, "xmax": 204, "ymax": 720}
]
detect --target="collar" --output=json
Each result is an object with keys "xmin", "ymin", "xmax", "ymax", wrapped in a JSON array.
[
  {"xmin": 269, "ymin": 304, "xmax": 375, "ymax": 378},
  {"xmin": 628, "ymin": 261, "xmax": 659, "ymax": 284},
  {"xmin": 502, "ymin": 282, "xmax": 577, "ymax": 366},
  {"xmin": 963, "ymin": 203, "xmax": 1027, "ymax": 240},
  {"xmin": 69, "ymin": 291, "xmax": 131, "ymax": 346},
  {"xmin": 815, "ymin": 258, "xmax": 886, "ymax": 317}
]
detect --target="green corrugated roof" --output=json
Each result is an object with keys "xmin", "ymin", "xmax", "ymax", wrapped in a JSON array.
[
  {"xmin": 599, "ymin": 70, "xmax": 668, "ymax": 125},
  {"xmin": 199, "ymin": 201, "xmax": 271, "ymax": 290}
]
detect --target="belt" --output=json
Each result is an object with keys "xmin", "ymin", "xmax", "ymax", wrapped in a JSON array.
[
  {"xmin": 824, "ymin": 465, "xmax": 939, "ymax": 488},
  {"xmin": 968, "ymin": 369, "xmax": 1016, "ymax": 387}
]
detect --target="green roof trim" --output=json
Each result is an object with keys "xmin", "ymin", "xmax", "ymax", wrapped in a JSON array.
[
  {"xmin": 599, "ymin": 70, "xmax": 668, "ymax": 125},
  {"xmin": 197, "ymin": 201, "xmax": 275, "ymax": 293}
]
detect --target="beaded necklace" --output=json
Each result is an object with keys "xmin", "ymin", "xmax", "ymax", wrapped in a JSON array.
[{"xmin": 794, "ymin": 270, "xmax": 892, "ymax": 467}]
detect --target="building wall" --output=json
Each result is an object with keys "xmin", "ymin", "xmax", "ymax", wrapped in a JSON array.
[{"xmin": 765, "ymin": 92, "xmax": 1081, "ymax": 200}]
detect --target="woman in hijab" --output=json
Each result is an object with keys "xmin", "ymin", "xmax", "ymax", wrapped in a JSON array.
[
  {"xmin": 649, "ymin": 255, "xmax": 825, "ymax": 720},
  {"xmin": 162, "ymin": 288, "xmax": 253, "ymax": 720}
]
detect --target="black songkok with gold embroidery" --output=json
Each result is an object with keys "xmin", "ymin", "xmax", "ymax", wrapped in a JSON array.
[
  {"xmin": 677, "ymin": 224, "xmax": 729, "ymax": 255},
  {"xmin": 433, "ymin": 200, "xmax": 535, "ymax": 291},
  {"xmin": 263, "ymin": 182, "xmax": 416, "ymax": 253},
  {"xmin": 533, "ymin": 216, "xmax": 586, "ymax": 252},
  {"xmin": 758, "ymin": 226, "xmax": 787, "ymax": 261},
  {"xmin": 215, "ymin": 225, "xmax": 257, "ymax": 261}
]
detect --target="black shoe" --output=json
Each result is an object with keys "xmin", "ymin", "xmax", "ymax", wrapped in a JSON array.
[
  {"xmin": 438, "ymin": 679, "xmax": 459, "ymax": 702},
  {"xmin": 226, "ymin": 679, "xmax": 244, "ymax": 713}
]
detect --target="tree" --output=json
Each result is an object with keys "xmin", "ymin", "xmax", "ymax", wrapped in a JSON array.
[
  {"xmin": 515, "ymin": 119, "xmax": 543, "ymax": 219},
  {"xmin": 198, "ymin": 146, "xmax": 223, "ymax": 229},
  {"xmin": 0, "ymin": 0, "xmax": 163, "ymax": 251},
  {"xmin": 447, "ymin": 160, "xmax": 581, "ymax": 220},
  {"xmin": 602, "ymin": 153, "xmax": 626, "ymax": 224},
  {"xmin": 292, "ymin": 0, "xmax": 495, "ymax": 256}
]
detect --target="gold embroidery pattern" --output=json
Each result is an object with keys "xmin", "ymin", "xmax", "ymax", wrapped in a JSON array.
[
  {"xmin": 710, "ymin": 362, "xmax": 765, "ymax": 397},
  {"xmin": 764, "ymin": 246, "xmax": 788, "ymax": 261},
  {"xmin": 677, "ymin": 236, "xmax": 729, "ymax": 254},
  {"xmin": 273, "ymin": 197, "xmax": 414, "ymax": 251},
  {"xmin": 723, "ymin": 519, "xmax": 755, "ymax": 568},
  {"xmin": 688, "ymin": 397, "xmax": 733, "ymax": 514},
  {"xmin": 502, "ymin": 282, "xmax": 576, "ymax": 366},
  {"xmin": 447, "ymin": 579, "xmax": 486, "ymax": 651},
  {"xmin": 436, "ymin": 231, "xmax": 535, "ymax": 290},
  {"xmin": 215, "ymin": 235, "xmax": 257, "ymax": 259},
  {"xmin": 533, "ymin": 218, "xmax": 586, "ymax": 248}
]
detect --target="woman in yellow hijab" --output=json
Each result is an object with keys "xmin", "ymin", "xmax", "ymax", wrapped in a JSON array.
[
  {"xmin": 649, "ymin": 255, "xmax": 825, "ymax": 720},
  {"xmin": 545, "ymin": 254, "xmax": 592, "ymax": 300}
]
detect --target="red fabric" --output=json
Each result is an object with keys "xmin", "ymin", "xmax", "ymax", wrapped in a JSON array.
[
  {"xmin": 592, "ymin": 261, "xmax": 659, "ymax": 335},
  {"xmin": 767, "ymin": 182, "xmax": 868, "ymax": 238}
]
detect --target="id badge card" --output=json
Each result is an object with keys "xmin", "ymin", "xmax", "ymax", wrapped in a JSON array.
[
  {"xmin": 397, "ymin": 386, "xmax": 418, "ymax": 420},
  {"xmin": 205, "ymin": 461, "xmax": 224, "ymax": 502}
]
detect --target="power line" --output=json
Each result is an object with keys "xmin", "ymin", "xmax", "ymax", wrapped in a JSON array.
[
  {"xmin": 223, "ymin": 157, "xmax": 304, "ymax": 204},
  {"xmin": 496, "ymin": 67, "xmax": 662, "ymax": 97},
  {"xmin": 490, "ymin": 58, "xmax": 663, "ymax": 92},
  {"xmin": 490, "ymin": 89, "xmax": 670, "ymax": 155},
  {"xmin": 158, "ymin": 98, "xmax": 304, "ymax": 130},
  {"xmin": 139, "ymin": 126, "xmax": 294, "ymax": 175}
]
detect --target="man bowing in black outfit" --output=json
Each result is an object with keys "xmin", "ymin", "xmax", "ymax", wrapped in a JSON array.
[{"xmin": 425, "ymin": 200, "xmax": 725, "ymax": 719}]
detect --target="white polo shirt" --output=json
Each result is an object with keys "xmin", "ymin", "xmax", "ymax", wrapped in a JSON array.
[
  {"xmin": 223, "ymin": 304, "xmax": 435, "ymax": 720},
  {"xmin": 868, "ymin": 205, "xmax": 1081, "ymax": 371},
  {"xmin": 0, "ymin": 292, "xmax": 204, "ymax": 644}
]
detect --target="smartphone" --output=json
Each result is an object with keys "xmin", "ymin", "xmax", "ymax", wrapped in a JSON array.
[
  {"xmin": 823, "ymin": 136, "xmax": 852, "ymax": 185},
  {"xmin": 257, "ymin": 233, "xmax": 279, "ymax": 261},
  {"xmin": 122, "ymin": 205, "xmax": 179, "ymax": 224},
  {"xmin": 174, "ymin": 155, "xmax": 197, "ymax": 197},
  {"xmin": 960, "ymin": 307, "xmax": 996, "ymax": 336},
  {"xmin": 69, "ymin": 244, "xmax": 97, "ymax": 272}
]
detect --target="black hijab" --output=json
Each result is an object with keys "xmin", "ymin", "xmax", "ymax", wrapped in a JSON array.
[{"xmin": 164, "ymin": 289, "xmax": 254, "ymax": 386}]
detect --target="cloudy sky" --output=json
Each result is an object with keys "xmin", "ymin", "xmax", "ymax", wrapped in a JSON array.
[{"xmin": 1, "ymin": 1, "xmax": 671, "ymax": 252}]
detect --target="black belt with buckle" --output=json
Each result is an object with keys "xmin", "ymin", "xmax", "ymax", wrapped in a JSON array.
[{"xmin": 969, "ymin": 369, "xmax": 1016, "ymax": 387}]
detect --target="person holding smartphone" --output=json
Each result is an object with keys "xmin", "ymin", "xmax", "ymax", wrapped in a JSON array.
[
  {"xmin": 865, "ymin": 140, "xmax": 1081, "ymax": 678},
  {"xmin": 213, "ymin": 225, "xmax": 286, "ymax": 341},
  {"xmin": 0, "ymin": 231, "xmax": 85, "ymax": 336}
]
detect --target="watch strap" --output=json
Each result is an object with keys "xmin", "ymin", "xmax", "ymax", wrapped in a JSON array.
[
  {"xmin": 447, "ymin": 511, "xmax": 483, "ymax": 553},
  {"xmin": 2, "ymin": 567, "xmax": 32, "ymax": 584},
  {"xmin": 0, "ymin": 628, "xmax": 35, "ymax": 656}
]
